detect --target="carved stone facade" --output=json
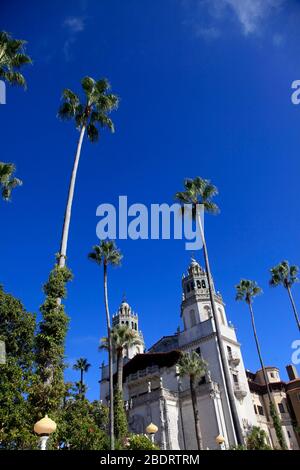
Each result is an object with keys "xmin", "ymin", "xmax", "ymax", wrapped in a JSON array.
[{"xmin": 100, "ymin": 259, "xmax": 299, "ymax": 450}]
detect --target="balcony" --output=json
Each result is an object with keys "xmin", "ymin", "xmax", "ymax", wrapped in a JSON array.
[
  {"xmin": 233, "ymin": 383, "xmax": 247, "ymax": 400},
  {"xmin": 228, "ymin": 352, "xmax": 240, "ymax": 367}
]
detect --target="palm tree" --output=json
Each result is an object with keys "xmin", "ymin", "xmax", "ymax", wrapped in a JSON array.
[
  {"xmin": 177, "ymin": 351, "xmax": 207, "ymax": 450},
  {"xmin": 0, "ymin": 162, "xmax": 22, "ymax": 201},
  {"xmin": 100, "ymin": 324, "xmax": 142, "ymax": 393},
  {"xmin": 175, "ymin": 177, "xmax": 244, "ymax": 445},
  {"xmin": 88, "ymin": 240, "xmax": 122, "ymax": 450},
  {"xmin": 73, "ymin": 358, "xmax": 91, "ymax": 398},
  {"xmin": 235, "ymin": 279, "xmax": 287, "ymax": 449},
  {"xmin": 269, "ymin": 260, "xmax": 300, "ymax": 332},
  {"xmin": 0, "ymin": 31, "xmax": 31, "ymax": 88},
  {"xmin": 57, "ymin": 77, "xmax": 118, "ymax": 268}
]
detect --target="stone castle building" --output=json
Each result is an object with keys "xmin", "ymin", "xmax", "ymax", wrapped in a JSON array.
[{"xmin": 100, "ymin": 258, "xmax": 299, "ymax": 450}]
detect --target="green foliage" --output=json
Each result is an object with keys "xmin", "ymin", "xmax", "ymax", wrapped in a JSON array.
[
  {"xmin": 126, "ymin": 434, "xmax": 159, "ymax": 450},
  {"xmin": 0, "ymin": 162, "xmax": 22, "ymax": 201},
  {"xmin": 88, "ymin": 240, "xmax": 123, "ymax": 267},
  {"xmin": 52, "ymin": 398, "xmax": 109, "ymax": 450},
  {"xmin": 177, "ymin": 351, "xmax": 207, "ymax": 380},
  {"xmin": 246, "ymin": 426, "xmax": 271, "ymax": 450},
  {"xmin": 114, "ymin": 389, "xmax": 128, "ymax": 441},
  {"xmin": 270, "ymin": 260, "xmax": 299, "ymax": 289},
  {"xmin": 235, "ymin": 279, "xmax": 262, "ymax": 304},
  {"xmin": 0, "ymin": 31, "xmax": 32, "ymax": 88},
  {"xmin": 269, "ymin": 402, "xmax": 287, "ymax": 450},
  {"xmin": 31, "ymin": 264, "xmax": 73, "ymax": 418},
  {"xmin": 0, "ymin": 285, "xmax": 36, "ymax": 449},
  {"xmin": 57, "ymin": 76, "xmax": 118, "ymax": 142},
  {"xmin": 175, "ymin": 176, "xmax": 219, "ymax": 218}
]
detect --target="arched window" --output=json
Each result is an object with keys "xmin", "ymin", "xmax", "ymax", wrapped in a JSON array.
[
  {"xmin": 196, "ymin": 280, "xmax": 201, "ymax": 289},
  {"xmin": 190, "ymin": 309, "xmax": 196, "ymax": 327},
  {"xmin": 202, "ymin": 280, "xmax": 206, "ymax": 288}
]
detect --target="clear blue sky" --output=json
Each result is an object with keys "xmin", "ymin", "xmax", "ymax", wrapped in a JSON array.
[{"xmin": 1, "ymin": 0, "xmax": 300, "ymax": 400}]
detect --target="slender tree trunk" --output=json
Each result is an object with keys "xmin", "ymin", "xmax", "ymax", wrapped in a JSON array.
[
  {"xmin": 80, "ymin": 369, "xmax": 84, "ymax": 399},
  {"xmin": 286, "ymin": 285, "xmax": 300, "ymax": 332},
  {"xmin": 190, "ymin": 376, "xmax": 203, "ymax": 450},
  {"xmin": 58, "ymin": 125, "xmax": 86, "ymax": 268},
  {"xmin": 178, "ymin": 378, "xmax": 187, "ymax": 450},
  {"xmin": 248, "ymin": 301, "xmax": 285, "ymax": 448},
  {"xmin": 196, "ymin": 210, "xmax": 244, "ymax": 446},
  {"xmin": 117, "ymin": 350, "xmax": 124, "ymax": 394},
  {"xmin": 103, "ymin": 263, "xmax": 115, "ymax": 450},
  {"xmin": 248, "ymin": 302, "xmax": 272, "ymax": 401}
]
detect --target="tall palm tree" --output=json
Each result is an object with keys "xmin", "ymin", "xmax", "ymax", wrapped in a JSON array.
[
  {"xmin": 175, "ymin": 177, "xmax": 244, "ymax": 445},
  {"xmin": 177, "ymin": 351, "xmax": 207, "ymax": 450},
  {"xmin": 269, "ymin": 260, "xmax": 300, "ymax": 332},
  {"xmin": 57, "ymin": 77, "xmax": 118, "ymax": 268},
  {"xmin": 100, "ymin": 324, "xmax": 142, "ymax": 393},
  {"xmin": 0, "ymin": 162, "xmax": 22, "ymax": 201},
  {"xmin": 0, "ymin": 31, "xmax": 31, "ymax": 88},
  {"xmin": 88, "ymin": 240, "xmax": 122, "ymax": 450},
  {"xmin": 235, "ymin": 279, "xmax": 287, "ymax": 449},
  {"xmin": 73, "ymin": 358, "xmax": 91, "ymax": 398}
]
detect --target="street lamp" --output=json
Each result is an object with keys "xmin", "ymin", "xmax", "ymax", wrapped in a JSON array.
[
  {"xmin": 146, "ymin": 422, "xmax": 158, "ymax": 444},
  {"xmin": 34, "ymin": 415, "xmax": 57, "ymax": 450},
  {"xmin": 215, "ymin": 434, "xmax": 226, "ymax": 450}
]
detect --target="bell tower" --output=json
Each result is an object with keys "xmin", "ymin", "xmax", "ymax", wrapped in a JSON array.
[{"xmin": 112, "ymin": 299, "xmax": 145, "ymax": 359}]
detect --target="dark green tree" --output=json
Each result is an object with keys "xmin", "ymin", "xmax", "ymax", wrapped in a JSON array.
[
  {"xmin": 31, "ymin": 264, "xmax": 73, "ymax": 419},
  {"xmin": 0, "ymin": 31, "xmax": 31, "ymax": 88},
  {"xmin": 0, "ymin": 285, "xmax": 36, "ymax": 449},
  {"xmin": 54, "ymin": 398, "xmax": 109, "ymax": 450}
]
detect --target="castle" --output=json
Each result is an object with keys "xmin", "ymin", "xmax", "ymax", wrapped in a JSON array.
[{"xmin": 100, "ymin": 258, "xmax": 300, "ymax": 450}]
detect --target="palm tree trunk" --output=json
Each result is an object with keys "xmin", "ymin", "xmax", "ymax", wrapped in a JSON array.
[
  {"xmin": 286, "ymin": 285, "xmax": 300, "ymax": 332},
  {"xmin": 190, "ymin": 376, "xmax": 203, "ymax": 450},
  {"xmin": 80, "ymin": 369, "xmax": 84, "ymax": 399},
  {"xmin": 103, "ymin": 262, "xmax": 115, "ymax": 450},
  {"xmin": 58, "ymin": 125, "xmax": 86, "ymax": 268},
  {"xmin": 177, "ymin": 378, "xmax": 187, "ymax": 450},
  {"xmin": 248, "ymin": 302, "xmax": 272, "ymax": 401},
  {"xmin": 248, "ymin": 301, "xmax": 285, "ymax": 448},
  {"xmin": 117, "ymin": 351, "xmax": 124, "ymax": 394},
  {"xmin": 196, "ymin": 211, "xmax": 244, "ymax": 446}
]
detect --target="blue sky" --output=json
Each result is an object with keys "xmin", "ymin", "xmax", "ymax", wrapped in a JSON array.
[{"xmin": 1, "ymin": 0, "xmax": 300, "ymax": 400}]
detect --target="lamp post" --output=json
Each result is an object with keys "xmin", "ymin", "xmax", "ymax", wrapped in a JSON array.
[
  {"xmin": 34, "ymin": 415, "xmax": 57, "ymax": 450},
  {"xmin": 146, "ymin": 422, "xmax": 158, "ymax": 444},
  {"xmin": 215, "ymin": 434, "xmax": 226, "ymax": 450}
]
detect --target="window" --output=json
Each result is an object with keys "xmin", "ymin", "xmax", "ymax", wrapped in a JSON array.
[
  {"xmin": 190, "ymin": 309, "xmax": 196, "ymax": 327},
  {"xmin": 202, "ymin": 280, "xmax": 206, "ymax": 288},
  {"xmin": 254, "ymin": 405, "xmax": 257, "ymax": 414},
  {"xmin": 195, "ymin": 347, "xmax": 201, "ymax": 356},
  {"xmin": 287, "ymin": 430, "xmax": 291, "ymax": 438},
  {"xmin": 196, "ymin": 280, "xmax": 201, "ymax": 289},
  {"xmin": 270, "ymin": 372, "xmax": 275, "ymax": 379},
  {"xmin": 218, "ymin": 308, "xmax": 226, "ymax": 325},
  {"xmin": 257, "ymin": 405, "xmax": 264, "ymax": 416},
  {"xmin": 232, "ymin": 374, "xmax": 238, "ymax": 384},
  {"xmin": 278, "ymin": 402, "xmax": 285, "ymax": 414},
  {"xmin": 227, "ymin": 345, "xmax": 232, "ymax": 359},
  {"xmin": 186, "ymin": 284, "xmax": 190, "ymax": 293}
]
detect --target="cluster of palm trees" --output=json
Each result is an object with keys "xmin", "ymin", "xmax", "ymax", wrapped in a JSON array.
[
  {"xmin": 2, "ymin": 30, "xmax": 299, "ymax": 451},
  {"xmin": 175, "ymin": 177, "xmax": 300, "ymax": 449}
]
